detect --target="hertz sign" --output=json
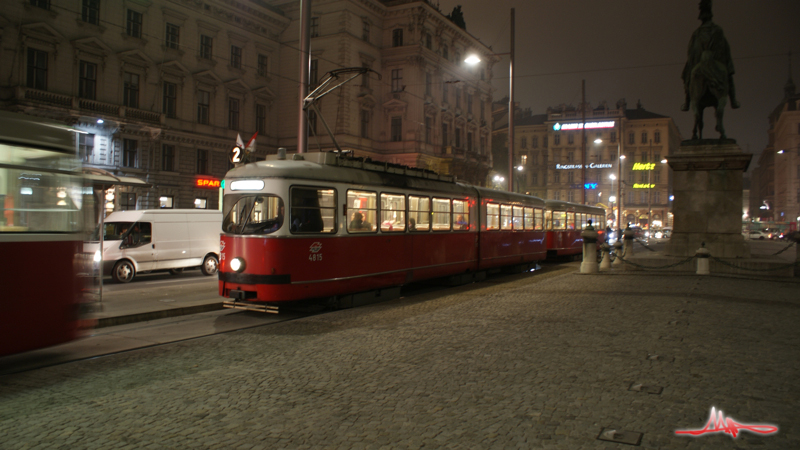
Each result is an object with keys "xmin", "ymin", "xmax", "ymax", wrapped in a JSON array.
[
  {"xmin": 632, "ymin": 163, "xmax": 656, "ymax": 171},
  {"xmin": 195, "ymin": 177, "xmax": 221, "ymax": 188}
]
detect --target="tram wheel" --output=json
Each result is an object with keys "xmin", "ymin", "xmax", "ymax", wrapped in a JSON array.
[
  {"xmin": 201, "ymin": 255, "xmax": 219, "ymax": 276},
  {"xmin": 112, "ymin": 260, "xmax": 136, "ymax": 283}
]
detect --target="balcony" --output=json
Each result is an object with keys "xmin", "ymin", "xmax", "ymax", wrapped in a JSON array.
[{"xmin": 15, "ymin": 86, "xmax": 164, "ymax": 125}]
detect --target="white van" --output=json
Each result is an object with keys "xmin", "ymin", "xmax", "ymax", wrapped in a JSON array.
[{"xmin": 102, "ymin": 209, "xmax": 222, "ymax": 283}]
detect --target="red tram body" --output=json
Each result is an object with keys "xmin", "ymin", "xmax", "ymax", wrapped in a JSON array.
[
  {"xmin": 219, "ymin": 152, "xmax": 548, "ymax": 309},
  {"xmin": 0, "ymin": 112, "xmax": 94, "ymax": 357},
  {"xmin": 544, "ymin": 200, "xmax": 606, "ymax": 259}
]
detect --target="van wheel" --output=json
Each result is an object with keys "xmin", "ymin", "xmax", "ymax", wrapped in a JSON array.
[
  {"xmin": 201, "ymin": 255, "xmax": 219, "ymax": 276},
  {"xmin": 169, "ymin": 268, "xmax": 184, "ymax": 275},
  {"xmin": 112, "ymin": 260, "xmax": 135, "ymax": 283}
]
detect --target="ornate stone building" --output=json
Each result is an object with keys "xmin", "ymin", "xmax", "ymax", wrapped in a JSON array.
[
  {"xmin": 493, "ymin": 99, "xmax": 682, "ymax": 229},
  {"xmin": 1, "ymin": 0, "xmax": 493, "ymax": 215}
]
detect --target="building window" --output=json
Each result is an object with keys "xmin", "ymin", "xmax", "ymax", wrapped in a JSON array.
[
  {"xmin": 230, "ymin": 45, "xmax": 242, "ymax": 69},
  {"xmin": 165, "ymin": 23, "xmax": 180, "ymax": 49},
  {"xmin": 480, "ymin": 100, "xmax": 485, "ymax": 121},
  {"xmin": 455, "ymin": 88, "xmax": 461, "ymax": 108},
  {"xmin": 567, "ymin": 151, "xmax": 574, "ymax": 163},
  {"xmin": 258, "ymin": 54, "xmax": 268, "ymax": 77},
  {"xmin": 425, "ymin": 72, "xmax": 432, "ymax": 96},
  {"xmin": 308, "ymin": 110, "xmax": 317, "ymax": 135},
  {"xmin": 442, "ymin": 81, "xmax": 448, "ymax": 103},
  {"xmin": 197, "ymin": 149, "xmax": 209, "ymax": 175},
  {"xmin": 30, "ymin": 0, "xmax": 49, "ymax": 10},
  {"xmin": 640, "ymin": 172, "xmax": 648, "ymax": 183},
  {"xmin": 310, "ymin": 59, "xmax": 318, "ymax": 87},
  {"xmin": 654, "ymin": 131, "xmax": 661, "ymax": 143},
  {"xmin": 567, "ymin": 190, "xmax": 575, "ymax": 202},
  {"xmin": 567, "ymin": 171, "xmax": 574, "ymax": 183},
  {"xmin": 79, "ymin": 61, "xmax": 97, "ymax": 100},
  {"xmin": 467, "ymin": 94, "xmax": 473, "ymax": 114},
  {"xmin": 160, "ymin": 196, "xmax": 174, "ymax": 209},
  {"xmin": 123, "ymin": 139, "xmax": 138, "ymax": 168},
  {"xmin": 194, "ymin": 198, "xmax": 208, "ymax": 209},
  {"xmin": 360, "ymin": 110, "xmax": 369, "ymax": 139},
  {"xmin": 390, "ymin": 117, "xmax": 402, "ymax": 142},
  {"xmin": 641, "ymin": 151, "xmax": 648, "ymax": 162},
  {"xmin": 520, "ymin": 155, "xmax": 528, "ymax": 165},
  {"xmin": 442, "ymin": 123, "xmax": 448, "ymax": 146},
  {"xmin": 127, "ymin": 10, "xmax": 143, "ymax": 38},
  {"xmin": 554, "ymin": 134, "xmax": 561, "ymax": 146},
  {"xmin": 82, "ymin": 0, "xmax": 100, "ymax": 25},
  {"xmin": 310, "ymin": 17, "xmax": 319, "ymax": 37},
  {"xmin": 554, "ymin": 172, "xmax": 560, "ymax": 183},
  {"xmin": 256, "ymin": 104, "xmax": 267, "ymax": 134},
  {"xmin": 200, "ymin": 35, "xmax": 213, "ymax": 59},
  {"xmin": 391, "ymin": 69, "xmax": 403, "ymax": 92},
  {"xmin": 26, "ymin": 48, "xmax": 48, "ymax": 90},
  {"xmin": 163, "ymin": 82, "xmax": 177, "ymax": 118},
  {"xmin": 628, "ymin": 191, "xmax": 635, "ymax": 205},
  {"xmin": 426, "ymin": 33, "xmax": 432, "ymax": 50},
  {"xmin": 228, "ymin": 97, "xmax": 240, "ymax": 130},
  {"xmin": 532, "ymin": 136, "xmax": 538, "ymax": 149},
  {"xmin": 641, "ymin": 131, "xmax": 648, "ymax": 144},
  {"xmin": 79, "ymin": 133, "xmax": 95, "ymax": 163},
  {"xmin": 531, "ymin": 173, "xmax": 538, "ymax": 186},
  {"xmin": 362, "ymin": 21, "xmax": 369, "ymax": 41},
  {"xmin": 123, "ymin": 72, "xmax": 139, "ymax": 108},
  {"xmin": 392, "ymin": 29, "xmax": 403, "ymax": 47},
  {"xmin": 654, "ymin": 169, "xmax": 661, "ymax": 183},
  {"xmin": 454, "ymin": 127, "xmax": 461, "ymax": 148},
  {"xmin": 197, "ymin": 90, "xmax": 210, "ymax": 125},
  {"xmin": 425, "ymin": 117, "xmax": 433, "ymax": 144},
  {"xmin": 543, "ymin": 137, "xmax": 548, "ymax": 148},
  {"xmin": 610, "ymin": 131, "xmax": 616, "ymax": 143},
  {"xmin": 521, "ymin": 137, "xmax": 527, "ymax": 149},
  {"xmin": 442, "ymin": 45, "xmax": 448, "ymax": 60},
  {"xmin": 121, "ymin": 193, "xmax": 136, "ymax": 210},
  {"xmin": 654, "ymin": 191, "xmax": 661, "ymax": 204},
  {"xmin": 641, "ymin": 192, "xmax": 647, "ymax": 204},
  {"xmin": 628, "ymin": 171, "xmax": 634, "ymax": 184},
  {"xmin": 568, "ymin": 134, "xmax": 574, "ymax": 145},
  {"xmin": 162, "ymin": 144, "xmax": 175, "ymax": 172},
  {"xmin": 628, "ymin": 132, "xmax": 635, "ymax": 145}
]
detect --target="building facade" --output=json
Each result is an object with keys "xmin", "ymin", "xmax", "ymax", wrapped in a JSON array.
[
  {"xmin": 494, "ymin": 99, "xmax": 681, "ymax": 229},
  {"xmin": 1, "ymin": 0, "xmax": 493, "ymax": 216}
]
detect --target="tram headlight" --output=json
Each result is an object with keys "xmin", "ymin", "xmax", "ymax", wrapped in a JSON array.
[{"xmin": 229, "ymin": 257, "xmax": 246, "ymax": 273}]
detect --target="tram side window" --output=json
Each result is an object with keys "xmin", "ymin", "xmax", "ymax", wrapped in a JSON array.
[
  {"xmin": 223, "ymin": 194, "xmax": 285, "ymax": 234},
  {"xmin": 347, "ymin": 190, "xmax": 377, "ymax": 233},
  {"xmin": 553, "ymin": 211, "xmax": 566, "ymax": 230},
  {"xmin": 452, "ymin": 199, "xmax": 469, "ymax": 230},
  {"xmin": 500, "ymin": 204, "xmax": 512, "ymax": 230},
  {"xmin": 432, "ymin": 198, "xmax": 451, "ymax": 231},
  {"xmin": 380, "ymin": 193, "xmax": 405, "ymax": 232},
  {"xmin": 545, "ymin": 210, "xmax": 553, "ymax": 230},
  {"xmin": 486, "ymin": 203, "xmax": 500, "ymax": 230},
  {"xmin": 534, "ymin": 208, "xmax": 544, "ymax": 230},
  {"xmin": 523, "ymin": 207, "xmax": 534, "ymax": 230},
  {"xmin": 408, "ymin": 195, "xmax": 430, "ymax": 231},
  {"xmin": 289, "ymin": 187, "xmax": 336, "ymax": 234},
  {"xmin": 566, "ymin": 212, "xmax": 575, "ymax": 230},
  {"xmin": 512, "ymin": 206, "xmax": 524, "ymax": 230},
  {"xmin": 579, "ymin": 213, "xmax": 586, "ymax": 229}
]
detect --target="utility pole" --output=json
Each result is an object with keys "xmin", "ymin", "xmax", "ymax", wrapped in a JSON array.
[
  {"xmin": 581, "ymin": 80, "xmax": 586, "ymax": 204},
  {"xmin": 507, "ymin": 8, "xmax": 515, "ymax": 192},
  {"xmin": 648, "ymin": 139, "xmax": 653, "ymax": 230},
  {"xmin": 296, "ymin": 0, "xmax": 312, "ymax": 154}
]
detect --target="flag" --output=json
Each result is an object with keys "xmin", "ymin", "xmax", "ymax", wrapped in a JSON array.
[{"xmin": 236, "ymin": 133, "xmax": 244, "ymax": 148}]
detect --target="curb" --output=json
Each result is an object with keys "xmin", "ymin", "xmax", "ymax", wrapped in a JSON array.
[{"xmin": 94, "ymin": 303, "xmax": 225, "ymax": 329}]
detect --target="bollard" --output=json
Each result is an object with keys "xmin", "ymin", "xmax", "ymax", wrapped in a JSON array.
[
  {"xmin": 623, "ymin": 224, "xmax": 635, "ymax": 257},
  {"xmin": 695, "ymin": 243, "xmax": 710, "ymax": 275},
  {"xmin": 612, "ymin": 241, "xmax": 624, "ymax": 267},
  {"xmin": 599, "ymin": 243, "xmax": 611, "ymax": 271},
  {"xmin": 580, "ymin": 220, "xmax": 599, "ymax": 274}
]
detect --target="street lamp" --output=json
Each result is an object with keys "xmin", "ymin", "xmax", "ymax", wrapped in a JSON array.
[
  {"xmin": 618, "ymin": 154, "xmax": 626, "ymax": 233},
  {"xmin": 465, "ymin": 8, "xmax": 515, "ymax": 192},
  {"xmin": 609, "ymin": 174, "xmax": 617, "ymax": 228}
]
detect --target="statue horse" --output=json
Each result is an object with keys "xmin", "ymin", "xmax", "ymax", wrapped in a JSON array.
[{"xmin": 688, "ymin": 49, "xmax": 729, "ymax": 140}]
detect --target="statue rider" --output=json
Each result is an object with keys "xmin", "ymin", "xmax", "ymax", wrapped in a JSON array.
[{"xmin": 680, "ymin": 0, "xmax": 740, "ymax": 113}]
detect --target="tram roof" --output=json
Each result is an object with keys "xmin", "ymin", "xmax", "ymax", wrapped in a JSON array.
[
  {"xmin": 226, "ymin": 152, "xmax": 544, "ymax": 205},
  {"xmin": 0, "ymin": 111, "xmax": 78, "ymax": 154},
  {"xmin": 544, "ymin": 199, "xmax": 605, "ymax": 214}
]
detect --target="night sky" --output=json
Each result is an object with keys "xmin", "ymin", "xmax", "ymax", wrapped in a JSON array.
[{"xmin": 436, "ymin": 0, "xmax": 800, "ymax": 166}]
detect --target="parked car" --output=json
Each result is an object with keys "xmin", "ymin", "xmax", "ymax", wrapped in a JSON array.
[{"xmin": 744, "ymin": 230, "xmax": 768, "ymax": 240}]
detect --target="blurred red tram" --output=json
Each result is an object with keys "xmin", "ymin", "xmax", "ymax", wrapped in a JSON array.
[
  {"xmin": 543, "ymin": 200, "xmax": 606, "ymax": 259},
  {"xmin": 219, "ymin": 152, "xmax": 548, "ymax": 311},
  {"xmin": 0, "ymin": 112, "xmax": 95, "ymax": 357}
]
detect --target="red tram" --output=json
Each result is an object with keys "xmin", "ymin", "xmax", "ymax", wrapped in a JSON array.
[
  {"xmin": 219, "ymin": 152, "xmax": 547, "ymax": 311},
  {"xmin": 0, "ymin": 112, "xmax": 95, "ymax": 357},
  {"xmin": 544, "ymin": 200, "xmax": 606, "ymax": 259}
]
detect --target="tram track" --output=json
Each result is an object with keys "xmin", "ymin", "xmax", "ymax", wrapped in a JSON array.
[{"xmin": 0, "ymin": 261, "xmax": 575, "ymax": 377}]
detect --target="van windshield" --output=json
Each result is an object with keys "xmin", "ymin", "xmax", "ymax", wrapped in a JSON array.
[
  {"xmin": 222, "ymin": 194, "xmax": 284, "ymax": 235},
  {"xmin": 103, "ymin": 222, "xmax": 134, "ymax": 240}
]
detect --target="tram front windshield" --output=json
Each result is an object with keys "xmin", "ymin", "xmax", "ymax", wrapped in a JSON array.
[
  {"xmin": 0, "ymin": 143, "xmax": 84, "ymax": 233},
  {"xmin": 222, "ymin": 194, "xmax": 284, "ymax": 234}
]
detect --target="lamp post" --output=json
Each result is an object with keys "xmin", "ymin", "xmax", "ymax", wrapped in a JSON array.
[
  {"xmin": 618, "ymin": 154, "xmax": 626, "ymax": 234},
  {"xmin": 609, "ymin": 174, "xmax": 617, "ymax": 228},
  {"xmin": 466, "ymin": 9, "xmax": 514, "ymax": 192}
]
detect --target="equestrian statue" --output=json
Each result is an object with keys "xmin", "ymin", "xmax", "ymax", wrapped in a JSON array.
[{"xmin": 680, "ymin": 0, "xmax": 740, "ymax": 140}]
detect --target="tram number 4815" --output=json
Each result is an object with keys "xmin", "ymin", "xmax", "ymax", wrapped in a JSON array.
[{"xmin": 309, "ymin": 253, "xmax": 323, "ymax": 262}]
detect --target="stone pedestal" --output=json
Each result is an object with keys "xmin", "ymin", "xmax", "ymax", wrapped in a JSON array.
[{"xmin": 664, "ymin": 140, "xmax": 752, "ymax": 258}]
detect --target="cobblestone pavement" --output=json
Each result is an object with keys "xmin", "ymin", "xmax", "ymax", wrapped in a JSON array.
[{"xmin": 1, "ymin": 267, "xmax": 798, "ymax": 449}]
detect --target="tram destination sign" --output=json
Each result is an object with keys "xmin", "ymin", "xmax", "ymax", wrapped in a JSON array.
[{"xmin": 556, "ymin": 163, "xmax": 613, "ymax": 170}]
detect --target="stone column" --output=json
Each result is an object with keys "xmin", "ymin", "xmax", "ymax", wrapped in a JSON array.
[{"xmin": 665, "ymin": 140, "xmax": 752, "ymax": 258}]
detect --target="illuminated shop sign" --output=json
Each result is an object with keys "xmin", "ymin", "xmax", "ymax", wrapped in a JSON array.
[
  {"xmin": 195, "ymin": 177, "xmax": 222, "ymax": 188},
  {"xmin": 632, "ymin": 163, "xmax": 656, "ymax": 170},
  {"xmin": 553, "ymin": 121, "xmax": 615, "ymax": 131},
  {"xmin": 584, "ymin": 183, "xmax": 598, "ymax": 189},
  {"xmin": 555, "ymin": 163, "xmax": 613, "ymax": 170},
  {"xmin": 632, "ymin": 183, "xmax": 656, "ymax": 189}
]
